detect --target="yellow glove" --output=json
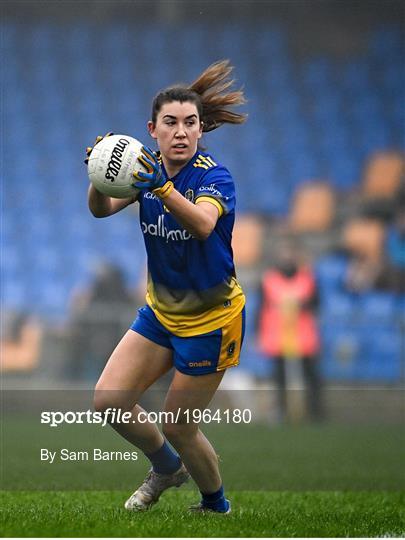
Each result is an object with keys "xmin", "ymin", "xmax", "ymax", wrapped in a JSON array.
[{"xmin": 84, "ymin": 132, "xmax": 114, "ymax": 164}]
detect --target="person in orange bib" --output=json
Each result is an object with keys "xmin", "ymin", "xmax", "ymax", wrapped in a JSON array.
[{"xmin": 258, "ymin": 242, "xmax": 323, "ymax": 422}]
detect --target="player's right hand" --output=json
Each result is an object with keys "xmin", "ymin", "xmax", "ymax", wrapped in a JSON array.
[{"xmin": 84, "ymin": 132, "xmax": 114, "ymax": 165}]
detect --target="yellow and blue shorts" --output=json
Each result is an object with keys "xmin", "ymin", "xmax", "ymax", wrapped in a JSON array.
[{"xmin": 130, "ymin": 305, "xmax": 245, "ymax": 376}]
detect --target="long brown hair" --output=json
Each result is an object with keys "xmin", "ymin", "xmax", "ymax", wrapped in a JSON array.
[{"xmin": 151, "ymin": 60, "xmax": 247, "ymax": 132}]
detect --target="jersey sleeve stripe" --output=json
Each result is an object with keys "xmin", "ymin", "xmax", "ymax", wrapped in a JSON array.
[{"xmin": 195, "ymin": 196, "xmax": 224, "ymax": 217}]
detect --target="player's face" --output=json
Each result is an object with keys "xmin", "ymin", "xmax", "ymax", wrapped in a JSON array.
[{"xmin": 148, "ymin": 101, "xmax": 203, "ymax": 164}]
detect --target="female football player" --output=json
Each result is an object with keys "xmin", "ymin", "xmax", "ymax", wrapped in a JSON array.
[{"xmin": 86, "ymin": 60, "xmax": 247, "ymax": 513}]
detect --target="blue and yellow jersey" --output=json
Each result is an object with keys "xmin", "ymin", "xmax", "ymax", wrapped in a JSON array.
[{"xmin": 138, "ymin": 150, "xmax": 245, "ymax": 337}]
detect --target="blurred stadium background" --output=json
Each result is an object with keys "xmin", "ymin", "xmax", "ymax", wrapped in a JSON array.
[{"xmin": 1, "ymin": 0, "xmax": 404, "ymax": 418}]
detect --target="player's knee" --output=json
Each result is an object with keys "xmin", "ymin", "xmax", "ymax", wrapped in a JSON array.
[
  {"xmin": 93, "ymin": 384, "xmax": 135, "ymax": 414},
  {"xmin": 93, "ymin": 391, "xmax": 119, "ymax": 414},
  {"xmin": 162, "ymin": 421, "xmax": 196, "ymax": 445},
  {"xmin": 162, "ymin": 421, "xmax": 182, "ymax": 443}
]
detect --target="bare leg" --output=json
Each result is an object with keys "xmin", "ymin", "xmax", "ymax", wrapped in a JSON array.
[
  {"xmin": 94, "ymin": 330, "xmax": 173, "ymax": 453},
  {"xmin": 162, "ymin": 369, "xmax": 225, "ymax": 493}
]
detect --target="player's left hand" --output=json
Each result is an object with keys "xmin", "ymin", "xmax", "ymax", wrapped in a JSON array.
[{"xmin": 132, "ymin": 146, "xmax": 167, "ymax": 190}]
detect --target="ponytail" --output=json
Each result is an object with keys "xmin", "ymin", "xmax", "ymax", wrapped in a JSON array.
[
  {"xmin": 189, "ymin": 60, "xmax": 247, "ymax": 132},
  {"xmin": 151, "ymin": 60, "xmax": 247, "ymax": 132}
]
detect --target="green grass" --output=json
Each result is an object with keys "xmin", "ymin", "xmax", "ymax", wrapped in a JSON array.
[
  {"xmin": 2, "ymin": 412, "xmax": 405, "ymax": 536},
  {"xmin": 1, "ymin": 490, "xmax": 404, "ymax": 537},
  {"xmin": 3, "ymin": 420, "xmax": 404, "ymax": 490}
]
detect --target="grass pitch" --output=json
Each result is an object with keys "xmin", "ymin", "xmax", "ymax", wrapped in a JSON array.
[
  {"xmin": 1, "ymin": 490, "xmax": 404, "ymax": 537},
  {"xmin": 2, "ymin": 410, "xmax": 404, "ymax": 537}
]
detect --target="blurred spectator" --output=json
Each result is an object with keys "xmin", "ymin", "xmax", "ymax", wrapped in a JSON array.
[
  {"xmin": 0, "ymin": 311, "xmax": 42, "ymax": 372},
  {"xmin": 257, "ymin": 242, "xmax": 323, "ymax": 422},
  {"xmin": 343, "ymin": 213, "xmax": 405, "ymax": 294},
  {"xmin": 68, "ymin": 262, "xmax": 138, "ymax": 380},
  {"xmin": 289, "ymin": 182, "xmax": 336, "ymax": 233},
  {"xmin": 359, "ymin": 152, "xmax": 405, "ymax": 223},
  {"xmin": 384, "ymin": 207, "xmax": 405, "ymax": 293},
  {"xmin": 343, "ymin": 218, "xmax": 385, "ymax": 293},
  {"xmin": 344, "ymin": 253, "xmax": 384, "ymax": 293},
  {"xmin": 386, "ymin": 207, "xmax": 405, "ymax": 268}
]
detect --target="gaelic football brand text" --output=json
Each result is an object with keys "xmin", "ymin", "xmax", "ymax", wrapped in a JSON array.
[
  {"xmin": 105, "ymin": 138, "xmax": 130, "ymax": 181},
  {"xmin": 141, "ymin": 215, "xmax": 192, "ymax": 242}
]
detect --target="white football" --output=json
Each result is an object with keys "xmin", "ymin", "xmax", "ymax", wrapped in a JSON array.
[{"xmin": 87, "ymin": 134, "xmax": 146, "ymax": 199}]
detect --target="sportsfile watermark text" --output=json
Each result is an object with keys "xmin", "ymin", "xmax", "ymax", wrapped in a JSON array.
[{"xmin": 41, "ymin": 408, "xmax": 252, "ymax": 427}]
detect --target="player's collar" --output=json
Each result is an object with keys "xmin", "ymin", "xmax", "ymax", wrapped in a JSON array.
[{"xmin": 162, "ymin": 150, "xmax": 200, "ymax": 182}]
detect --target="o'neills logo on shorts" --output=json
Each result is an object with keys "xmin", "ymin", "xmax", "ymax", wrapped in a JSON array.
[
  {"xmin": 105, "ymin": 138, "xmax": 130, "ymax": 181},
  {"xmin": 188, "ymin": 360, "xmax": 212, "ymax": 368}
]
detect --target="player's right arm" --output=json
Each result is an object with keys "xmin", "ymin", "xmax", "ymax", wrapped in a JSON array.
[
  {"xmin": 85, "ymin": 132, "xmax": 137, "ymax": 217},
  {"xmin": 88, "ymin": 184, "xmax": 136, "ymax": 217}
]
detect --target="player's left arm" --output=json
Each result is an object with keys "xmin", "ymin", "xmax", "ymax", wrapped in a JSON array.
[
  {"xmin": 132, "ymin": 146, "xmax": 222, "ymax": 240},
  {"xmin": 160, "ymin": 191, "xmax": 220, "ymax": 240}
]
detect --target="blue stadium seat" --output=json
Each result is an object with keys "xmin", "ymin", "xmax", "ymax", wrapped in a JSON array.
[
  {"xmin": 302, "ymin": 57, "xmax": 333, "ymax": 89},
  {"xmin": 312, "ymin": 93, "xmax": 342, "ymax": 120},
  {"xmin": 396, "ymin": 296, "xmax": 405, "ymax": 323},
  {"xmin": 316, "ymin": 256, "xmax": 348, "ymax": 291},
  {"xmin": 369, "ymin": 26, "xmax": 403, "ymax": 57},
  {"xmin": 361, "ymin": 327, "xmax": 402, "ymax": 382},
  {"xmin": 341, "ymin": 61, "xmax": 370, "ymax": 91},
  {"xmin": 32, "ymin": 280, "xmax": 72, "ymax": 320},
  {"xmin": 329, "ymin": 156, "xmax": 361, "ymax": 189},
  {"xmin": 3, "ymin": 21, "xmax": 403, "ymax": 328},
  {"xmin": 383, "ymin": 64, "xmax": 405, "ymax": 97},
  {"xmin": 237, "ymin": 287, "xmax": 270, "ymax": 378},
  {"xmin": 358, "ymin": 127, "xmax": 393, "ymax": 155},
  {"xmin": 359, "ymin": 293, "xmax": 397, "ymax": 324},
  {"xmin": 321, "ymin": 325, "xmax": 363, "ymax": 380},
  {"xmin": 288, "ymin": 154, "xmax": 320, "ymax": 186},
  {"xmin": 320, "ymin": 292, "xmax": 356, "ymax": 321},
  {"xmin": 1, "ymin": 281, "xmax": 28, "ymax": 311},
  {"xmin": 253, "ymin": 25, "xmax": 287, "ymax": 55},
  {"xmin": 2, "ymin": 246, "xmax": 24, "ymax": 274}
]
